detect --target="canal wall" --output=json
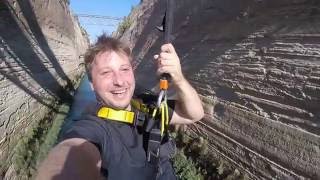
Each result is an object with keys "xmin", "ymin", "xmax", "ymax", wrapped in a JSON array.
[
  {"xmin": 0, "ymin": 0, "xmax": 89, "ymax": 179},
  {"xmin": 121, "ymin": 0, "xmax": 320, "ymax": 179}
]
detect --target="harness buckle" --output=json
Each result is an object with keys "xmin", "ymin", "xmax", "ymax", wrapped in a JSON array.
[
  {"xmin": 147, "ymin": 128, "xmax": 162, "ymax": 164},
  {"xmin": 134, "ymin": 111, "xmax": 146, "ymax": 127}
]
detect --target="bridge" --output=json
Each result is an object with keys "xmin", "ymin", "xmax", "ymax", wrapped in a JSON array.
[{"xmin": 75, "ymin": 13, "xmax": 123, "ymax": 27}]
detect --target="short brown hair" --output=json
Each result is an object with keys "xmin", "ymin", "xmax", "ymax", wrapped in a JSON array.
[{"xmin": 84, "ymin": 33, "xmax": 132, "ymax": 81}]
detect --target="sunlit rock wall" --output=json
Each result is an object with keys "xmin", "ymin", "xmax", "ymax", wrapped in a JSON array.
[
  {"xmin": 122, "ymin": 0, "xmax": 320, "ymax": 179},
  {"xmin": 0, "ymin": 0, "xmax": 89, "ymax": 178}
]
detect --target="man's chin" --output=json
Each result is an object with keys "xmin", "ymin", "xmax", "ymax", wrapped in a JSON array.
[{"xmin": 110, "ymin": 102, "xmax": 131, "ymax": 110}]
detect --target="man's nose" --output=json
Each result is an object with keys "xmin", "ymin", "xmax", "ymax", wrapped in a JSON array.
[{"xmin": 113, "ymin": 72, "xmax": 124, "ymax": 86}]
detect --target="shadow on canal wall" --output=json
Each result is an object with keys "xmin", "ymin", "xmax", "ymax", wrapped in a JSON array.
[{"xmin": 0, "ymin": 0, "xmax": 89, "ymax": 178}]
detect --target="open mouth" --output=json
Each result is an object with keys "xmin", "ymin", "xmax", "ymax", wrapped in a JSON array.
[{"xmin": 111, "ymin": 88, "xmax": 128, "ymax": 98}]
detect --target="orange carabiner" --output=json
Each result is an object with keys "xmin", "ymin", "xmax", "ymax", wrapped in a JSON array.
[{"xmin": 159, "ymin": 79, "xmax": 168, "ymax": 90}]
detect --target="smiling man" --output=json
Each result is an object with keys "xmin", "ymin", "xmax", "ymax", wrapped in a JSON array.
[
  {"xmin": 36, "ymin": 34, "xmax": 204, "ymax": 180},
  {"xmin": 89, "ymin": 45, "xmax": 135, "ymax": 110}
]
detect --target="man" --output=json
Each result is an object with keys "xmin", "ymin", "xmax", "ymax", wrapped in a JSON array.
[{"xmin": 36, "ymin": 34, "xmax": 204, "ymax": 180}]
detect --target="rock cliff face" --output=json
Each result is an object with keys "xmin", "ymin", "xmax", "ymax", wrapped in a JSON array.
[
  {"xmin": 121, "ymin": 0, "xmax": 320, "ymax": 179},
  {"xmin": 0, "ymin": 0, "xmax": 88, "ymax": 178}
]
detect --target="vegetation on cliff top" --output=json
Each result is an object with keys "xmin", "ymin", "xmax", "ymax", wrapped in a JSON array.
[{"xmin": 115, "ymin": 4, "xmax": 138, "ymax": 38}]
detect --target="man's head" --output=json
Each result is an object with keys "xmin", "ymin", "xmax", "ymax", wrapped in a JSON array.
[{"xmin": 84, "ymin": 34, "xmax": 135, "ymax": 110}]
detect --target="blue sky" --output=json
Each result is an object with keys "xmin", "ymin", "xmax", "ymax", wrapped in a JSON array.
[{"xmin": 70, "ymin": 0, "xmax": 140, "ymax": 42}]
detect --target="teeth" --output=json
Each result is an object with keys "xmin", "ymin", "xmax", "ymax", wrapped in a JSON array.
[{"xmin": 112, "ymin": 89, "xmax": 126, "ymax": 94}]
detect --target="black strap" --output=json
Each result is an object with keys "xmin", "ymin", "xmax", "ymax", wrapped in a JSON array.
[
  {"xmin": 146, "ymin": 0, "xmax": 175, "ymax": 166},
  {"xmin": 134, "ymin": 111, "xmax": 146, "ymax": 127},
  {"xmin": 155, "ymin": 0, "xmax": 175, "ymax": 79},
  {"xmin": 145, "ymin": 116, "xmax": 157, "ymax": 132},
  {"xmin": 147, "ymin": 128, "xmax": 162, "ymax": 164},
  {"xmin": 164, "ymin": 0, "xmax": 174, "ymax": 44}
]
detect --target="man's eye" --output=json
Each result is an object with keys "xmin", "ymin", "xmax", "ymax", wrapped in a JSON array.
[
  {"xmin": 102, "ymin": 71, "xmax": 111, "ymax": 75},
  {"xmin": 121, "ymin": 68, "xmax": 130, "ymax": 72}
]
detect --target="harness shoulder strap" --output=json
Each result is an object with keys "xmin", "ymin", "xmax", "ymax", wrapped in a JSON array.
[
  {"xmin": 96, "ymin": 99, "xmax": 151, "ymax": 124},
  {"xmin": 97, "ymin": 107, "xmax": 134, "ymax": 124}
]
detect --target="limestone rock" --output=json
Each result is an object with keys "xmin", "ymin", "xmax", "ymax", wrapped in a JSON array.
[{"xmin": 123, "ymin": 0, "xmax": 320, "ymax": 179}]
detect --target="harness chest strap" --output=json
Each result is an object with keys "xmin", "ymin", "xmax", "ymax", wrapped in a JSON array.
[
  {"xmin": 97, "ymin": 107, "xmax": 135, "ymax": 124},
  {"xmin": 96, "ymin": 99, "xmax": 167, "ymax": 125}
]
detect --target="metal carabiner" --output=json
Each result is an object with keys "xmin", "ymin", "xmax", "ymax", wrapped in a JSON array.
[{"xmin": 157, "ymin": 90, "xmax": 165, "ymax": 108}]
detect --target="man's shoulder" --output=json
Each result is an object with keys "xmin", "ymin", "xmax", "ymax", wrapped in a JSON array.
[
  {"xmin": 70, "ymin": 114, "xmax": 108, "ymax": 132},
  {"xmin": 59, "ymin": 113, "xmax": 109, "ymax": 143}
]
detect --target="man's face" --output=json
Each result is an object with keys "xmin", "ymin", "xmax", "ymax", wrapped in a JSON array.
[{"xmin": 90, "ymin": 51, "xmax": 135, "ymax": 110}]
